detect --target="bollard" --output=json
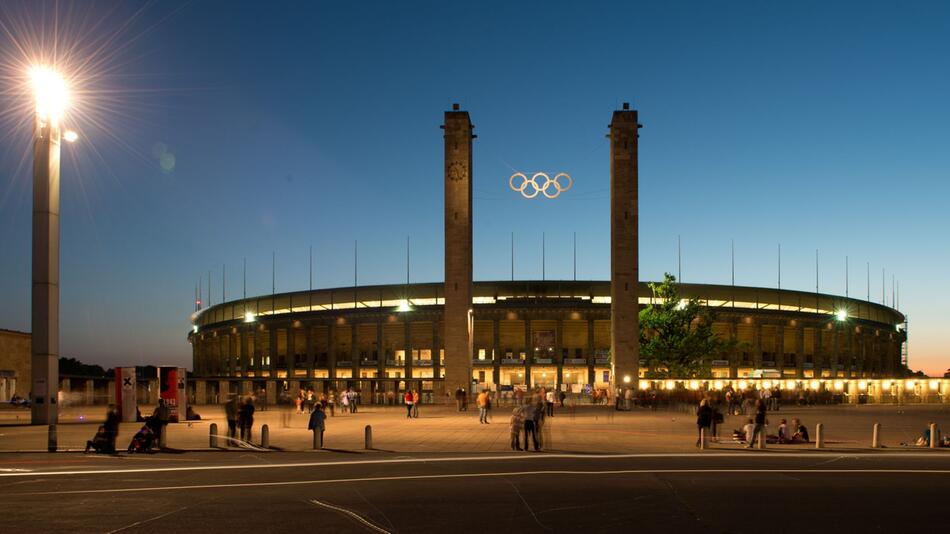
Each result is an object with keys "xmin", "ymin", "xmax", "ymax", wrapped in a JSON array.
[
  {"xmin": 815, "ymin": 423, "xmax": 824, "ymax": 449},
  {"xmin": 872, "ymin": 423, "xmax": 881, "ymax": 448},
  {"xmin": 48, "ymin": 424, "xmax": 57, "ymax": 453},
  {"xmin": 930, "ymin": 423, "xmax": 938, "ymax": 449},
  {"xmin": 209, "ymin": 423, "xmax": 218, "ymax": 448},
  {"xmin": 699, "ymin": 428, "xmax": 708, "ymax": 450},
  {"xmin": 261, "ymin": 424, "xmax": 270, "ymax": 448},
  {"xmin": 158, "ymin": 425, "xmax": 167, "ymax": 448},
  {"xmin": 364, "ymin": 424, "xmax": 373, "ymax": 450},
  {"xmin": 312, "ymin": 428, "xmax": 323, "ymax": 449}
]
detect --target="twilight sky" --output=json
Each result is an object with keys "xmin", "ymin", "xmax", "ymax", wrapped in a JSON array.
[{"xmin": 0, "ymin": 1, "xmax": 947, "ymax": 375}]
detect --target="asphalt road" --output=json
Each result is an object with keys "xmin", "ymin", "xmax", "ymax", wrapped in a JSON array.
[{"xmin": 3, "ymin": 451, "xmax": 949, "ymax": 533}]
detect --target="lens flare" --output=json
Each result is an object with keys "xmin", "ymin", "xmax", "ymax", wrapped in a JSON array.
[{"xmin": 30, "ymin": 66, "xmax": 68, "ymax": 123}]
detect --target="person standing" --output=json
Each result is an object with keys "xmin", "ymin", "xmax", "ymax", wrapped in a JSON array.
[
  {"xmin": 509, "ymin": 406, "xmax": 525, "ymax": 451},
  {"xmin": 328, "ymin": 390, "xmax": 336, "ymax": 417},
  {"xmin": 522, "ymin": 402, "xmax": 540, "ymax": 451},
  {"xmin": 696, "ymin": 399, "xmax": 712, "ymax": 447},
  {"xmin": 308, "ymin": 404, "xmax": 326, "ymax": 449},
  {"xmin": 748, "ymin": 399, "xmax": 767, "ymax": 448},
  {"xmin": 103, "ymin": 404, "xmax": 120, "ymax": 454},
  {"xmin": 349, "ymin": 388, "xmax": 358, "ymax": 413},
  {"xmin": 711, "ymin": 399, "xmax": 724, "ymax": 443},
  {"xmin": 225, "ymin": 395, "xmax": 239, "ymax": 440},
  {"xmin": 411, "ymin": 389, "xmax": 420, "ymax": 418},
  {"xmin": 238, "ymin": 396, "xmax": 255, "ymax": 443},
  {"xmin": 404, "ymin": 390, "xmax": 414, "ymax": 419},
  {"xmin": 545, "ymin": 389, "xmax": 556, "ymax": 417},
  {"xmin": 341, "ymin": 389, "xmax": 350, "ymax": 414},
  {"xmin": 477, "ymin": 389, "xmax": 489, "ymax": 424},
  {"xmin": 455, "ymin": 387, "xmax": 464, "ymax": 411}
]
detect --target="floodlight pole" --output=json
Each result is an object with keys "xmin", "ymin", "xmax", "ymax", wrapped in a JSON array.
[{"xmin": 31, "ymin": 109, "xmax": 61, "ymax": 425}]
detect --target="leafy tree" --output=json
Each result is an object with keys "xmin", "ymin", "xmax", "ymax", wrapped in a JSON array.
[
  {"xmin": 58, "ymin": 357, "xmax": 110, "ymax": 377},
  {"xmin": 639, "ymin": 273, "xmax": 732, "ymax": 378}
]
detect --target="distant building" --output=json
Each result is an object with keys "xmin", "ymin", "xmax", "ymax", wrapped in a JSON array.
[{"xmin": 0, "ymin": 329, "xmax": 31, "ymax": 400}]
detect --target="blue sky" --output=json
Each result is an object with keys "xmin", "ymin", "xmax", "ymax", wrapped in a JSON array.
[{"xmin": 0, "ymin": 1, "xmax": 947, "ymax": 374}]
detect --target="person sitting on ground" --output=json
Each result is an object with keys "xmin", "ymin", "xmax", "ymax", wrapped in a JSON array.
[
  {"xmin": 85, "ymin": 425, "xmax": 111, "ymax": 454},
  {"xmin": 792, "ymin": 419, "xmax": 810, "ymax": 443},
  {"xmin": 777, "ymin": 419, "xmax": 789, "ymax": 444},
  {"xmin": 185, "ymin": 406, "xmax": 201, "ymax": 421},
  {"xmin": 914, "ymin": 424, "xmax": 934, "ymax": 447}
]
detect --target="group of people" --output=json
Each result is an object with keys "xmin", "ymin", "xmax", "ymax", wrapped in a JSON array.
[
  {"xmin": 225, "ymin": 395, "xmax": 256, "ymax": 442},
  {"xmin": 294, "ymin": 388, "xmax": 359, "ymax": 416},
  {"xmin": 696, "ymin": 396, "xmax": 812, "ymax": 448},
  {"xmin": 404, "ymin": 389, "xmax": 420, "ymax": 418},
  {"xmin": 508, "ymin": 394, "xmax": 549, "ymax": 451}
]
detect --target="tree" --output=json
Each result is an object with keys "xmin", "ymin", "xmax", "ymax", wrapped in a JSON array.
[{"xmin": 639, "ymin": 273, "xmax": 732, "ymax": 378}]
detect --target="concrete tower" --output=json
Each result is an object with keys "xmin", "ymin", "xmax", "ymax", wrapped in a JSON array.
[
  {"xmin": 442, "ymin": 104, "xmax": 474, "ymax": 397},
  {"xmin": 609, "ymin": 103, "xmax": 640, "ymax": 390}
]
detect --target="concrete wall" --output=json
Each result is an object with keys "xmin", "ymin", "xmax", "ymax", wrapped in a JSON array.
[{"xmin": 0, "ymin": 329, "xmax": 31, "ymax": 398}]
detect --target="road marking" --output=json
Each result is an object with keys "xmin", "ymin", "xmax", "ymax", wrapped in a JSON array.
[
  {"xmin": 0, "ymin": 468, "xmax": 32, "ymax": 472},
  {"xmin": 1, "ymin": 451, "xmax": 948, "ymax": 478},
  {"xmin": 11, "ymin": 468, "xmax": 950, "ymax": 497},
  {"xmin": 309, "ymin": 499, "xmax": 392, "ymax": 534}
]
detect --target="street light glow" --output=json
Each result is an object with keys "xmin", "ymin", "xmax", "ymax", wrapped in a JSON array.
[
  {"xmin": 835, "ymin": 309, "xmax": 848, "ymax": 321},
  {"xmin": 63, "ymin": 130, "xmax": 78, "ymax": 142},
  {"xmin": 30, "ymin": 66, "xmax": 69, "ymax": 123}
]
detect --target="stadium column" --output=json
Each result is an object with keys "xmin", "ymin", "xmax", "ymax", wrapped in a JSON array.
[
  {"xmin": 327, "ymin": 321, "xmax": 337, "ymax": 380},
  {"xmin": 586, "ymin": 318, "xmax": 595, "ymax": 387},
  {"xmin": 442, "ymin": 104, "xmax": 474, "ymax": 399},
  {"xmin": 555, "ymin": 319, "xmax": 564, "ymax": 387},
  {"xmin": 525, "ymin": 319, "xmax": 533, "ymax": 387},
  {"xmin": 796, "ymin": 326, "xmax": 805, "ymax": 379},
  {"xmin": 609, "ymin": 103, "xmax": 640, "ymax": 391},
  {"xmin": 492, "ymin": 318, "xmax": 501, "ymax": 385}
]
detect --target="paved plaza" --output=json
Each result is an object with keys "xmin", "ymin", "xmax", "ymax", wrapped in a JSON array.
[{"xmin": 2, "ymin": 403, "xmax": 948, "ymax": 454}]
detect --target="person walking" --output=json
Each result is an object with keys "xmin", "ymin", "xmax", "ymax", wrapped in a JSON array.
[
  {"xmin": 308, "ymin": 404, "xmax": 326, "ymax": 449},
  {"xmin": 411, "ymin": 389, "xmax": 420, "ymax": 418},
  {"xmin": 696, "ymin": 399, "xmax": 712, "ymax": 447},
  {"xmin": 455, "ymin": 387, "xmax": 464, "ymax": 411},
  {"xmin": 711, "ymin": 399, "xmax": 724, "ymax": 442},
  {"xmin": 748, "ymin": 398, "xmax": 767, "ymax": 448},
  {"xmin": 349, "ymin": 388, "xmax": 359, "ymax": 413},
  {"xmin": 404, "ymin": 390, "xmax": 414, "ymax": 419},
  {"xmin": 328, "ymin": 390, "xmax": 336, "ymax": 417},
  {"xmin": 477, "ymin": 389, "xmax": 490, "ymax": 424},
  {"xmin": 341, "ymin": 389, "xmax": 350, "ymax": 414},
  {"xmin": 103, "ymin": 404, "xmax": 120, "ymax": 454},
  {"xmin": 238, "ymin": 396, "xmax": 255, "ymax": 443}
]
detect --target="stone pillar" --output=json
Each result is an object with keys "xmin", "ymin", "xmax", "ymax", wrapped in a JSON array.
[
  {"xmin": 609, "ymin": 103, "xmax": 640, "ymax": 390},
  {"xmin": 305, "ymin": 323, "xmax": 315, "ymax": 371},
  {"xmin": 525, "ymin": 319, "xmax": 533, "ymax": 388},
  {"xmin": 587, "ymin": 318, "xmax": 596, "ymax": 386},
  {"xmin": 492, "ymin": 318, "xmax": 501, "ymax": 384},
  {"xmin": 84, "ymin": 379, "xmax": 94, "ymax": 405},
  {"xmin": 328, "ymin": 322, "xmax": 337, "ymax": 379},
  {"xmin": 796, "ymin": 326, "xmax": 805, "ymax": 378},
  {"xmin": 377, "ymin": 321, "xmax": 385, "ymax": 378},
  {"xmin": 195, "ymin": 380, "xmax": 207, "ymax": 405},
  {"xmin": 351, "ymin": 321, "xmax": 359, "ymax": 378},
  {"xmin": 288, "ymin": 324, "xmax": 297, "ymax": 376},
  {"xmin": 265, "ymin": 381, "xmax": 277, "ymax": 405},
  {"xmin": 753, "ymin": 323, "xmax": 763, "ymax": 370},
  {"xmin": 218, "ymin": 380, "xmax": 230, "ymax": 403},
  {"xmin": 442, "ymin": 104, "xmax": 474, "ymax": 394},
  {"xmin": 776, "ymin": 324, "xmax": 785, "ymax": 372},
  {"xmin": 555, "ymin": 319, "xmax": 564, "ymax": 386},
  {"xmin": 270, "ymin": 327, "xmax": 278, "ymax": 373},
  {"xmin": 432, "ymin": 320, "xmax": 442, "ymax": 383},
  {"xmin": 404, "ymin": 319, "xmax": 412, "ymax": 380}
]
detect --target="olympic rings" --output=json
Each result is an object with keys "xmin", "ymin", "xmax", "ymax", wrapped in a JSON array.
[{"xmin": 509, "ymin": 172, "xmax": 573, "ymax": 199}]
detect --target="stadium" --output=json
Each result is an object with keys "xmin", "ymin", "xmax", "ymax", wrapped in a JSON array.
[{"xmin": 187, "ymin": 279, "xmax": 907, "ymax": 404}]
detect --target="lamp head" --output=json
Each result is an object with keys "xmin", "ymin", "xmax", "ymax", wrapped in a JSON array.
[{"xmin": 30, "ymin": 66, "xmax": 69, "ymax": 124}]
